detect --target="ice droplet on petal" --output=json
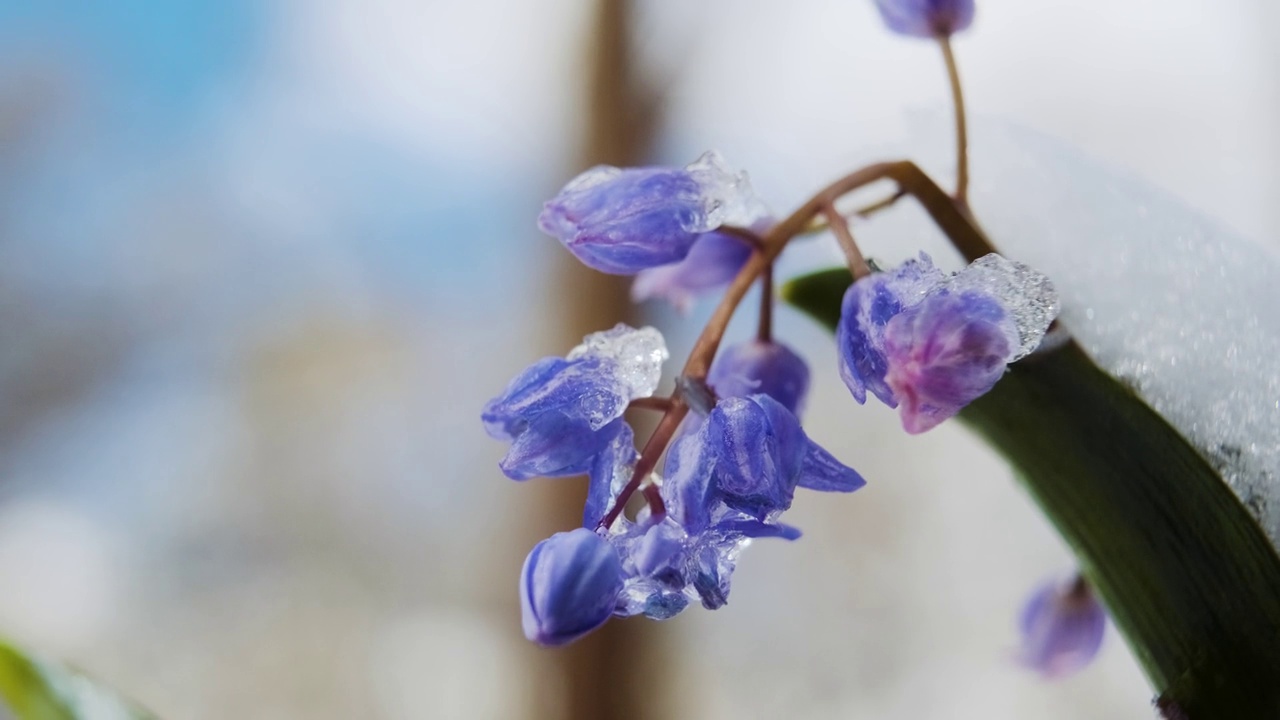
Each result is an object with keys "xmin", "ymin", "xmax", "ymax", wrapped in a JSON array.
[
  {"xmin": 568, "ymin": 324, "xmax": 669, "ymax": 398},
  {"xmin": 685, "ymin": 151, "xmax": 770, "ymax": 231},
  {"xmin": 559, "ymin": 164, "xmax": 622, "ymax": 194},
  {"xmin": 946, "ymin": 253, "xmax": 1060, "ymax": 361}
]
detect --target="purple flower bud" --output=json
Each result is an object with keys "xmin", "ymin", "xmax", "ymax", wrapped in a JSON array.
[
  {"xmin": 709, "ymin": 395, "xmax": 809, "ymax": 520},
  {"xmin": 482, "ymin": 325, "xmax": 667, "ymax": 480},
  {"xmin": 837, "ymin": 253, "xmax": 1057, "ymax": 433},
  {"xmin": 709, "ymin": 339, "xmax": 811, "ymax": 416},
  {"xmin": 538, "ymin": 152, "xmax": 764, "ymax": 275},
  {"xmin": 663, "ymin": 395, "xmax": 865, "ymax": 529},
  {"xmin": 520, "ymin": 528, "xmax": 624, "ymax": 646},
  {"xmin": 1017, "ymin": 576, "xmax": 1107, "ymax": 678},
  {"xmin": 631, "ymin": 230, "xmax": 754, "ymax": 311},
  {"xmin": 838, "ymin": 254, "xmax": 945, "ymax": 407},
  {"xmin": 873, "ymin": 0, "xmax": 975, "ymax": 39},
  {"xmin": 883, "ymin": 290, "xmax": 1014, "ymax": 434}
]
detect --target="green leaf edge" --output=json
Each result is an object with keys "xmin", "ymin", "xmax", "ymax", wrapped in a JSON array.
[{"xmin": 0, "ymin": 638, "xmax": 155, "ymax": 720}]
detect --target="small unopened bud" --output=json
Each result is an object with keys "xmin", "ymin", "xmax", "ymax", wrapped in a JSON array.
[
  {"xmin": 520, "ymin": 529, "xmax": 624, "ymax": 647},
  {"xmin": 1017, "ymin": 575, "xmax": 1106, "ymax": 678},
  {"xmin": 872, "ymin": 0, "xmax": 975, "ymax": 39},
  {"xmin": 708, "ymin": 340, "xmax": 811, "ymax": 416}
]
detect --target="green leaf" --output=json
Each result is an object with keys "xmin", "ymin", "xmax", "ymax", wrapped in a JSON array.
[
  {"xmin": 0, "ymin": 639, "xmax": 156, "ymax": 720},
  {"xmin": 779, "ymin": 268, "xmax": 853, "ymax": 332},
  {"xmin": 784, "ymin": 268, "xmax": 1280, "ymax": 718}
]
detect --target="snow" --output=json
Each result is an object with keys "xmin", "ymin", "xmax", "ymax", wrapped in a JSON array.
[{"xmin": 954, "ymin": 120, "xmax": 1280, "ymax": 546}]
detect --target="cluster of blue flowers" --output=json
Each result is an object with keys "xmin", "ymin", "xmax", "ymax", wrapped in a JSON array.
[
  {"xmin": 483, "ymin": 0, "xmax": 1101, "ymax": 682},
  {"xmin": 484, "ymin": 143, "xmax": 1057, "ymax": 646},
  {"xmin": 486, "ymin": 315, "xmax": 867, "ymax": 645}
]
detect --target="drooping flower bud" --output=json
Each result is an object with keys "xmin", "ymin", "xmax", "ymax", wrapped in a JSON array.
[
  {"xmin": 1017, "ymin": 575, "xmax": 1107, "ymax": 678},
  {"xmin": 520, "ymin": 529, "xmax": 624, "ymax": 647},
  {"xmin": 631, "ymin": 230, "xmax": 754, "ymax": 311},
  {"xmin": 837, "ymin": 253, "xmax": 1057, "ymax": 433},
  {"xmin": 872, "ymin": 0, "xmax": 975, "ymax": 39},
  {"xmin": 709, "ymin": 395, "xmax": 809, "ymax": 519},
  {"xmin": 664, "ymin": 395, "xmax": 866, "ymax": 531},
  {"xmin": 482, "ymin": 324, "xmax": 666, "ymax": 480},
  {"xmin": 708, "ymin": 339, "xmax": 811, "ymax": 416},
  {"xmin": 538, "ymin": 152, "xmax": 764, "ymax": 275},
  {"xmin": 882, "ymin": 290, "xmax": 1014, "ymax": 433}
]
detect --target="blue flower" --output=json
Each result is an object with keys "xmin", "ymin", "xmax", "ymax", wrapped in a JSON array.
[
  {"xmin": 631, "ymin": 229, "xmax": 754, "ymax": 311},
  {"xmin": 482, "ymin": 324, "xmax": 667, "ymax": 480},
  {"xmin": 873, "ymin": 0, "xmax": 975, "ymax": 38},
  {"xmin": 516, "ymin": 388, "xmax": 864, "ymax": 639},
  {"xmin": 837, "ymin": 253, "xmax": 1057, "ymax": 433},
  {"xmin": 883, "ymin": 290, "xmax": 1013, "ymax": 433},
  {"xmin": 520, "ymin": 529, "xmax": 625, "ymax": 646},
  {"xmin": 709, "ymin": 339, "xmax": 811, "ymax": 416},
  {"xmin": 1017, "ymin": 576, "xmax": 1107, "ymax": 678},
  {"xmin": 837, "ymin": 254, "xmax": 945, "ymax": 407},
  {"xmin": 539, "ymin": 152, "xmax": 764, "ymax": 275},
  {"xmin": 663, "ymin": 394, "xmax": 865, "ymax": 533},
  {"xmin": 582, "ymin": 421, "xmax": 638, "ymax": 528}
]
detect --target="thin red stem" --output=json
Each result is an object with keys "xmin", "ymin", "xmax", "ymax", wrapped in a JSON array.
[
  {"xmin": 939, "ymin": 37, "xmax": 970, "ymax": 205},
  {"xmin": 855, "ymin": 189, "xmax": 907, "ymax": 218},
  {"xmin": 683, "ymin": 162, "xmax": 903, "ymax": 379},
  {"xmin": 596, "ymin": 160, "xmax": 999, "ymax": 531},
  {"xmin": 718, "ymin": 225, "xmax": 765, "ymax": 249},
  {"xmin": 598, "ymin": 400, "xmax": 689, "ymax": 530},
  {"xmin": 628, "ymin": 397, "xmax": 673, "ymax": 412},
  {"xmin": 642, "ymin": 483, "xmax": 666, "ymax": 517},
  {"xmin": 822, "ymin": 202, "xmax": 871, "ymax": 280}
]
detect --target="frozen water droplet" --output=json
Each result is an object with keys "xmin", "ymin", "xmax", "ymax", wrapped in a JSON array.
[
  {"xmin": 560, "ymin": 164, "xmax": 622, "ymax": 193},
  {"xmin": 686, "ymin": 151, "xmax": 770, "ymax": 231},
  {"xmin": 910, "ymin": 116, "xmax": 1280, "ymax": 548},
  {"xmin": 569, "ymin": 324, "xmax": 669, "ymax": 398},
  {"xmin": 947, "ymin": 253, "xmax": 1060, "ymax": 361}
]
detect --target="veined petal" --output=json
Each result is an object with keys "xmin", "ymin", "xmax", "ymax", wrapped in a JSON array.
[{"xmin": 521, "ymin": 529, "xmax": 625, "ymax": 646}]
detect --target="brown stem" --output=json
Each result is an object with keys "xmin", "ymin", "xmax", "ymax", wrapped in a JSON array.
[
  {"xmin": 718, "ymin": 224, "xmax": 765, "ymax": 249},
  {"xmin": 822, "ymin": 202, "xmax": 872, "ymax": 280},
  {"xmin": 683, "ymin": 162, "xmax": 905, "ymax": 379},
  {"xmin": 855, "ymin": 190, "xmax": 907, "ymax": 218},
  {"xmin": 939, "ymin": 37, "xmax": 970, "ymax": 205},
  {"xmin": 757, "ymin": 262, "xmax": 774, "ymax": 342},
  {"xmin": 598, "ymin": 400, "xmax": 689, "ymax": 530},
  {"xmin": 642, "ymin": 483, "xmax": 666, "ymax": 517},
  {"xmin": 885, "ymin": 161, "xmax": 995, "ymax": 262},
  {"xmin": 628, "ymin": 397, "xmax": 673, "ymax": 413},
  {"xmin": 598, "ymin": 160, "xmax": 997, "ymax": 531}
]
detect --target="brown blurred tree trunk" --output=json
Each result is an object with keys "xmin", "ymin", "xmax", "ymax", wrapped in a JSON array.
[{"xmin": 544, "ymin": 1, "xmax": 664, "ymax": 719}]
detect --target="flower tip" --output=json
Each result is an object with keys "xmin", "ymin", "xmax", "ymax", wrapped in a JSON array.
[
  {"xmin": 520, "ymin": 529, "xmax": 624, "ymax": 647},
  {"xmin": 1016, "ymin": 575, "xmax": 1106, "ymax": 679},
  {"xmin": 873, "ymin": 0, "xmax": 975, "ymax": 39}
]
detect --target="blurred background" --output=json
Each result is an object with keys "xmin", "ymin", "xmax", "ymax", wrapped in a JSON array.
[{"xmin": 0, "ymin": 0, "xmax": 1276, "ymax": 718}]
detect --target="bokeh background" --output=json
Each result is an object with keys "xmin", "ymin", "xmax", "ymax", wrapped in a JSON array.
[{"xmin": 0, "ymin": 1, "xmax": 1277, "ymax": 718}]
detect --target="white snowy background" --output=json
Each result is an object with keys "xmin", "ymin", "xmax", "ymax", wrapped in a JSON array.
[{"xmin": 0, "ymin": 0, "xmax": 1275, "ymax": 718}]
